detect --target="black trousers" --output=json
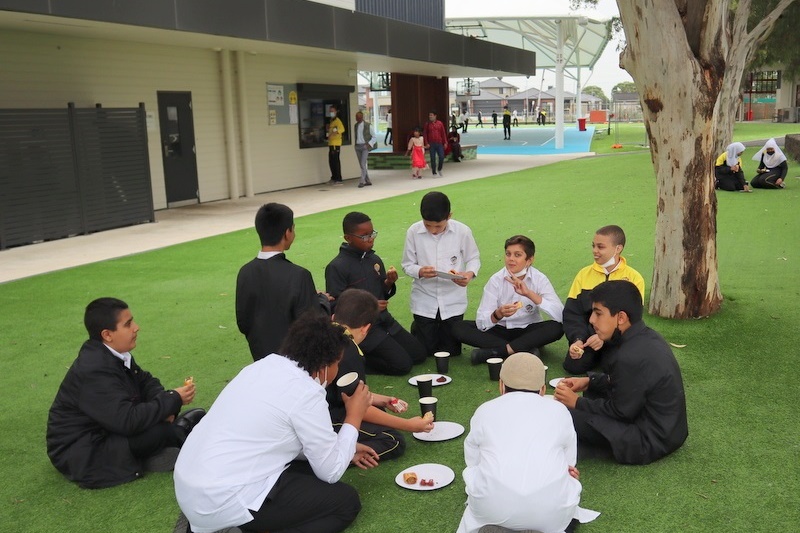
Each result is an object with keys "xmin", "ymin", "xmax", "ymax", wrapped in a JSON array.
[
  {"xmin": 241, "ymin": 461, "xmax": 361, "ymax": 533},
  {"xmin": 750, "ymin": 170, "xmax": 783, "ymax": 188},
  {"xmin": 328, "ymin": 146, "xmax": 342, "ymax": 182},
  {"xmin": 452, "ymin": 320, "xmax": 563, "ymax": 355},
  {"xmin": 503, "ymin": 123, "xmax": 511, "ymax": 139},
  {"xmin": 361, "ymin": 324, "xmax": 427, "ymax": 375},
  {"xmin": 411, "ymin": 311, "xmax": 463, "ymax": 358},
  {"xmin": 128, "ymin": 421, "xmax": 183, "ymax": 458},
  {"xmin": 715, "ymin": 169, "xmax": 747, "ymax": 191},
  {"xmin": 333, "ymin": 421, "xmax": 405, "ymax": 461},
  {"xmin": 384, "ymin": 127, "xmax": 392, "ymax": 145}
]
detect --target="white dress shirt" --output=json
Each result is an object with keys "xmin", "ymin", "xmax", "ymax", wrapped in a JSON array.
[
  {"xmin": 355, "ymin": 121, "xmax": 376, "ymax": 147},
  {"xmin": 458, "ymin": 392, "xmax": 599, "ymax": 533},
  {"xmin": 475, "ymin": 266, "xmax": 564, "ymax": 331},
  {"xmin": 174, "ymin": 355, "xmax": 358, "ymax": 533},
  {"xmin": 401, "ymin": 219, "xmax": 481, "ymax": 319}
]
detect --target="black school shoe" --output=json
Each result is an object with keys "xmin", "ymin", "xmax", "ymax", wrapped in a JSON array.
[
  {"xmin": 144, "ymin": 446, "xmax": 180, "ymax": 472},
  {"xmin": 470, "ymin": 347, "xmax": 502, "ymax": 365},
  {"xmin": 175, "ymin": 407, "xmax": 206, "ymax": 444}
]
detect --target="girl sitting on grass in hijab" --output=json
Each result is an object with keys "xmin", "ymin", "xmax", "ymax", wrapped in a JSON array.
[
  {"xmin": 715, "ymin": 142, "xmax": 751, "ymax": 192},
  {"xmin": 750, "ymin": 138, "xmax": 788, "ymax": 189}
]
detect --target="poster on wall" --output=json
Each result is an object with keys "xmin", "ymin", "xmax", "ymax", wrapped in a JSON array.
[
  {"xmin": 266, "ymin": 82, "xmax": 297, "ymax": 125},
  {"xmin": 267, "ymin": 85, "xmax": 285, "ymax": 106}
]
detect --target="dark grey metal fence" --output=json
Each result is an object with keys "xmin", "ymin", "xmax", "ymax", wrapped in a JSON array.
[{"xmin": 0, "ymin": 103, "xmax": 153, "ymax": 250}]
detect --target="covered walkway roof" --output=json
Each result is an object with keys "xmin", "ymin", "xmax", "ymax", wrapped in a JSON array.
[
  {"xmin": 445, "ymin": 14, "xmax": 611, "ymax": 76},
  {"xmin": 445, "ymin": 12, "xmax": 612, "ymax": 149}
]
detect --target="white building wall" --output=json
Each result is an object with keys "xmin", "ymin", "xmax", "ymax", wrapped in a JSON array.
[
  {"xmin": 0, "ymin": 28, "xmax": 359, "ymax": 210},
  {"xmin": 241, "ymin": 53, "xmax": 359, "ymax": 193}
]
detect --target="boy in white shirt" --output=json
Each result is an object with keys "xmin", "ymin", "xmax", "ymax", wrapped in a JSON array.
[
  {"xmin": 457, "ymin": 352, "xmax": 598, "ymax": 533},
  {"xmin": 453, "ymin": 235, "xmax": 564, "ymax": 364},
  {"xmin": 401, "ymin": 191, "xmax": 480, "ymax": 357}
]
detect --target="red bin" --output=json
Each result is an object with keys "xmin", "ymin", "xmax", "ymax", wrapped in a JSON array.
[{"xmin": 577, "ymin": 118, "xmax": 587, "ymax": 131}]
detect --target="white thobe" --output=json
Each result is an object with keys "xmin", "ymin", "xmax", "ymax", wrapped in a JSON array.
[{"xmin": 458, "ymin": 392, "xmax": 599, "ymax": 533}]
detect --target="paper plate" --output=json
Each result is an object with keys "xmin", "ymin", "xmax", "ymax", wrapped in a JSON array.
[
  {"xmin": 549, "ymin": 377, "xmax": 565, "ymax": 388},
  {"xmin": 395, "ymin": 463, "xmax": 456, "ymax": 491},
  {"xmin": 435, "ymin": 270, "xmax": 466, "ymax": 280},
  {"xmin": 408, "ymin": 374, "xmax": 452, "ymax": 387},
  {"xmin": 413, "ymin": 421, "xmax": 465, "ymax": 442}
]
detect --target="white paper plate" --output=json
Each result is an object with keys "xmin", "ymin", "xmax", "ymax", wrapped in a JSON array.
[
  {"xmin": 549, "ymin": 377, "xmax": 565, "ymax": 388},
  {"xmin": 435, "ymin": 270, "xmax": 466, "ymax": 280},
  {"xmin": 408, "ymin": 374, "xmax": 452, "ymax": 387},
  {"xmin": 413, "ymin": 421, "xmax": 465, "ymax": 442},
  {"xmin": 395, "ymin": 463, "xmax": 456, "ymax": 491}
]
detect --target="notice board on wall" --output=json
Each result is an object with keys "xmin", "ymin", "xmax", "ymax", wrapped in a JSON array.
[{"xmin": 266, "ymin": 83, "xmax": 298, "ymax": 125}]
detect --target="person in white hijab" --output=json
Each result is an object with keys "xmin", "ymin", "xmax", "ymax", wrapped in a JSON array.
[
  {"xmin": 714, "ymin": 142, "xmax": 751, "ymax": 192},
  {"xmin": 750, "ymin": 138, "xmax": 788, "ymax": 189}
]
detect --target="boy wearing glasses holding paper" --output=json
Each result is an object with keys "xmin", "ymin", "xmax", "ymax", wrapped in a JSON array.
[{"xmin": 325, "ymin": 212, "xmax": 426, "ymax": 375}]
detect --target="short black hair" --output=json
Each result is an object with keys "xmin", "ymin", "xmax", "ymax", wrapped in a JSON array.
[
  {"xmin": 334, "ymin": 289, "xmax": 379, "ymax": 329},
  {"xmin": 280, "ymin": 312, "xmax": 350, "ymax": 373},
  {"xmin": 505, "ymin": 235, "xmax": 535, "ymax": 259},
  {"xmin": 590, "ymin": 280, "xmax": 643, "ymax": 324},
  {"xmin": 596, "ymin": 225, "xmax": 626, "ymax": 247},
  {"xmin": 84, "ymin": 297, "xmax": 128, "ymax": 340},
  {"xmin": 255, "ymin": 203, "xmax": 294, "ymax": 246},
  {"xmin": 342, "ymin": 212, "xmax": 371, "ymax": 235},
  {"xmin": 429, "ymin": 110, "xmax": 438, "ymax": 116},
  {"xmin": 503, "ymin": 385, "xmax": 539, "ymax": 394},
  {"xmin": 420, "ymin": 191, "xmax": 451, "ymax": 222}
]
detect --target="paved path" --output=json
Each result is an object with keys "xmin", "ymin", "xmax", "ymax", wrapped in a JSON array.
[{"xmin": 0, "ymin": 153, "xmax": 587, "ymax": 284}]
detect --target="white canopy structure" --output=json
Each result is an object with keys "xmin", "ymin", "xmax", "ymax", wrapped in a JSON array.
[{"xmin": 445, "ymin": 14, "xmax": 611, "ymax": 149}]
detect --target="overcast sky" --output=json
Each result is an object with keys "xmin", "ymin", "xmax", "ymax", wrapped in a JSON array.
[{"xmin": 445, "ymin": 0, "xmax": 633, "ymax": 97}]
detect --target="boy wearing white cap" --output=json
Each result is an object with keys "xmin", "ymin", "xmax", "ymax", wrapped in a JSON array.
[{"xmin": 458, "ymin": 353, "xmax": 599, "ymax": 533}]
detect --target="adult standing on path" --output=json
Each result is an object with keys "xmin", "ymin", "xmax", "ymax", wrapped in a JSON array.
[
  {"xmin": 384, "ymin": 108, "xmax": 392, "ymax": 146},
  {"xmin": 353, "ymin": 111, "xmax": 376, "ymax": 188},
  {"xmin": 502, "ymin": 106, "xmax": 512, "ymax": 140},
  {"xmin": 423, "ymin": 110, "xmax": 448, "ymax": 177},
  {"xmin": 327, "ymin": 104, "xmax": 345, "ymax": 185}
]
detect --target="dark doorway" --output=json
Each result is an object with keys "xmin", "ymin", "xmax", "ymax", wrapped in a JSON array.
[{"xmin": 157, "ymin": 91, "xmax": 199, "ymax": 206}]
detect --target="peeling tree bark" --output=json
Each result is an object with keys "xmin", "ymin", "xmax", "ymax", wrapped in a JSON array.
[
  {"xmin": 615, "ymin": 0, "xmax": 797, "ymax": 318},
  {"xmin": 617, "ymin": 0, "xmax": 726, "ymax": 318},
  {"xmin": 714, "ymin": 0, "xmax": 797, "ymax": 153}
]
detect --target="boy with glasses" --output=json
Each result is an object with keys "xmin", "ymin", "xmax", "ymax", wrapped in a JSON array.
[{"xmin": 325, "ymin": 212, "xmax": 426, "ymax": 375}]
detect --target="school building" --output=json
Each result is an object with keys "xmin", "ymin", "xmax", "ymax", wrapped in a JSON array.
[{"xmin": 0, "ymin": 0, "xmax": 535, "ymax": 248}]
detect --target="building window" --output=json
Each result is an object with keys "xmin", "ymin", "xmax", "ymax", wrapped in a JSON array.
[{"xmin": 297, "ymin": 84, "xmax": 353, "ymax": 149}]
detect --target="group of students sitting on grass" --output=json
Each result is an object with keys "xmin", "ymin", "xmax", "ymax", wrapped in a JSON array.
[
  {"xmin": 45, "ymin": 192, "xmax": 688, "ymax": 533},
  {"xmin": 714, "ymin": 138, "xmax": 790, "ymax": 192}
]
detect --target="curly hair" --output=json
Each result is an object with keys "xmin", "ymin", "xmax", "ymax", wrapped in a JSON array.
[{"xmin": 279, "ymin": 312, "xmax": 349, "ymax": 373}]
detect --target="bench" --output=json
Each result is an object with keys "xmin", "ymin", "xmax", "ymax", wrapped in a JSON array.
[{"xmin": 368, "ymin": 144, "xmax": 478, "ymax": 170}]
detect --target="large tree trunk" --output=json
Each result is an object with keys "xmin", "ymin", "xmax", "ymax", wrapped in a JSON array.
[
  {"xmin": 713, "ymin": 0, "xmax": 797, "ymax": 153},
  {"xmin": 617, "ymin": 0, "xmax": 726, "ymax": 318}
]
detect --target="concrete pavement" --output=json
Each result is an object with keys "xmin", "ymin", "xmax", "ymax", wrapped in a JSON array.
[{"xmin": 0, "ymin": 153, "xmax": 587, "ymax": 284}]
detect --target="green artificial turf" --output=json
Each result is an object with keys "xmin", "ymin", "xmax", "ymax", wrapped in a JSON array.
[
  {"xmin": 590, "ymin": 121, "xmax": 800, "ymax": 155},
  {"xmin": 1, "ymin": 151, "xmax": 799, "ymax": 532}
]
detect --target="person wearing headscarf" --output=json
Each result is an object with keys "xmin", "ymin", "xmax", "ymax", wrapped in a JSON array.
[
  {"xmin": 750, "ymin": 138, "xmax": 788, "ymax": 189},
  {"xmin": 715, "ymin": 142, "xmax": 751, "ymax": 192}
]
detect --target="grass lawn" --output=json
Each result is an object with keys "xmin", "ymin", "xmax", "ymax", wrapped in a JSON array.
[
  {"xmin": 1, "ymin": 151, "xmax": 798, "ymax": 532},
  {"xmin": 590, "ymin": 121, "xmax": 800, "ymax": 154}
]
